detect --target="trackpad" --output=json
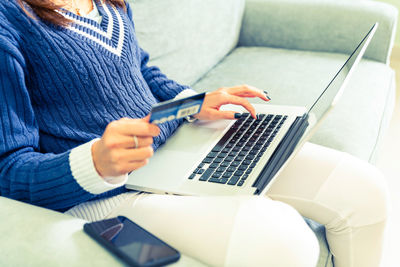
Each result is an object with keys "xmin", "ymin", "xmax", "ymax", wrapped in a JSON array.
[{"xmin": 163, "ymin": 120, "xmax": 231, "ymax": 154}]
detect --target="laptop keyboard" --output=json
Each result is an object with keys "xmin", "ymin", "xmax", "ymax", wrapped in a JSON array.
[{"xmin": 188, "ymin": 113, "xmax": 287, "ymax": 186}]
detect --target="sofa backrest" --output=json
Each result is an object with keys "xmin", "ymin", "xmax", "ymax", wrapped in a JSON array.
[{"xmin": 128, "ymin": 0, "xmax": 245, "ymax": 86}]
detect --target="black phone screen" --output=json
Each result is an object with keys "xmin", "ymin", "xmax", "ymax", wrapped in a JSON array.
[{"xmin": 84, "ymin": 216, "xmax": 180, "ymax": 266}]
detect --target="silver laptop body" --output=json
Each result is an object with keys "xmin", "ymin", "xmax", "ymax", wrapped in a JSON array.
[{"xmin": 126, "ymin": 24, "xmax": 378, "ymax": 196}]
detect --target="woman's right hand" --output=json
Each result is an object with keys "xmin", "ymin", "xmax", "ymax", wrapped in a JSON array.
[{"xmin": 92, "ymin": 116, "xmax": 160, "ymax": 178}]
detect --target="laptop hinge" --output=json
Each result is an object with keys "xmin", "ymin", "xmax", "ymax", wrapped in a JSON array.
[{"xmin": 253, "ymin": 113, "xmax": 309, "ymax": 194}]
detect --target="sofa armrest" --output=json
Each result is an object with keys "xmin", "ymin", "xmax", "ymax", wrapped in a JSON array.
[
  {"xmin": 239, "ymin": 0, "xmax": 398, "ymax": 64},
  {"xmin": 0, "ymin": 197, "xmax": 205, "ymax": 266}
]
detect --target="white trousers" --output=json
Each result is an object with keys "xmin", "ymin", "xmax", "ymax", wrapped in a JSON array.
[{"xmin": 66, "ymin": 143, "xmax": 389, "ymax": 267}]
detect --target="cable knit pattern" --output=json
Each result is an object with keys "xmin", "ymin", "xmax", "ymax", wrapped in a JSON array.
[{"xmin": 0, "ymin": 0, "xmax": 189, "ymax": 211}]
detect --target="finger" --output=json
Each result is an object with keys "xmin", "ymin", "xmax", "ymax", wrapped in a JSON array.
[
  {"xmin": 121, "ymin": 146, "xmax": 154, "ymax": 161},
  {"xmin": 111, "ymin": 119, "xmax": 160, "ymax": 137},
  {"xmin": 206, "ymin": 109, "xmax": 237, "ymax": 120},
  {"xmin": 111, "ymin": 135, "xmax": 154, "ymax": 149},
  {"xmin": 224, "ymin": 95, "xmax": 257, "ymax": 119},
  {"xmin": 127, "ymin": 159, "xmax": 149, "ymax": 171},
  {"xmin": 113, "ymin": 159, "xmax": 149, "ymax": 175},
  {"xmin": 225, "ymin": 85, "xmax": 269, "ymax": 101}
]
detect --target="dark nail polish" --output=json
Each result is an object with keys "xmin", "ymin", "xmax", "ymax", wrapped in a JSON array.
[
  {"xmin": 263, "ymin": 90, "xmax": 268, "ymax": 95},
  {"xmin": 234, "ymin": 113, "xmax": 241, "ymax": 119},
  {"xmin": 267, "ymin": 96, "xmax": 271, "ymax": 100}
]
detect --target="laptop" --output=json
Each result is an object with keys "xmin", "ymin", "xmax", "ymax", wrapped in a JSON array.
[{"xmin": 126, "ymin": 23, "xmax": 378, "ymax": 196}]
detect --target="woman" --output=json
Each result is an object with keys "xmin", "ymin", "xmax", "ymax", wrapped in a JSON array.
[{"xmin": 0, "ymin": 0, "xmax": 389, "ymax": 266}]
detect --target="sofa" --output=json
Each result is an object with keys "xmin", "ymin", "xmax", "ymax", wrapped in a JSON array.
[{"xmin": 0, "ymin": 0, "xmax": 397, "ymax": 266}]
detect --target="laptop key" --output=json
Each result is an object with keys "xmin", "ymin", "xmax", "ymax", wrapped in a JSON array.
[
  {"xmin": 242, "ymin": 146, "xmax": 250, "ymax": 152},
  {"xmin": 222, "ymin": 148, "xmax": 230, "ymax": 153},
  {"xmin": 234, "ymin": 170, "xmax": 244, "ymax": 176},
  {"xmin": 218, "ymin": 178, "xmax": 229, "ymax": 184},
  {"xmin": 189, "ymin": 173, "xmax": 196, "ymax": 179},
  {"xmin": 211, "ymin": 146, "xmax": 222, "ymax": 152},
  {"xmin": 217, "ymin": 167, "xmax": 226, "ymax": 173},
  {"xmin": 237, "ymin": 180, "xmax": 244, "ymax": 186},
  {"xmin": 227, "ymin": 176, "xmax": 240, "ymax": 185},
  {"xmin": 209, "ymin": 163, "xmax": 219, "ymax": 168},
  {"xmin": 223, "ymin": 172, "xmax": 233, "ymax": 178},
  {"xmin": 229, "ymin": 151, "xmax": 238, "ymax": 157},
  {"xmin": 213, "ymin": 158, "xmax": 223, "ymax": 163},
  {"xmin": 235, "ymin": 156, "xmax": 245, "ymax": 161},
  {"xmin": 246, "ymin": 155, "xmax": 255, "ymax": 160},
  {"xmin": 207, "ymin": 152, "xmax": 218, "ymax": 158},
  {"xmin": 238, "ymin": 165, "xmax": 247, "ymax": 171},
  {"xmin": 199, "ymin": 168, "xmax": 214, "ymax": 181},
  {"xmin": 212, "ymin": 172, "xmax": 222, "ymax": 178},
  {"xmin": 230, "ymin": 161, "xmax": 240, "ymax": 167},
  {"xmin": 225, "ymin": 156, "xmax": 235, "ymax": 162},
  {"xmin": 208, "ymin": 177, "xmax": 220, "ymax": 183},
  {"xmin": 220, "ymin": 161, "xmax": 230, "ymax": 167},
  {"xmin": 202, "ymin": 158, "xmax": 213, "ymax": 164},
  {"xmin": 239, "ymin": 151, "xmax": 247, "ymax": 156},
  {"xmin": 227, "ymin": 167, "xmax": 237, "ymax": 173}
]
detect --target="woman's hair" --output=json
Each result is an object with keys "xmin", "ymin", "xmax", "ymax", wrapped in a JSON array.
[{"xmin": 17, "ymin": 0, "xmax": 126, "ymax": 26}]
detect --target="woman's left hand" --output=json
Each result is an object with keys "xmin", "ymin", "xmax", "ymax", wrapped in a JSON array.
[{"xmin": 193, "ymin": 84, "xmax": 270, "ymax": 120}]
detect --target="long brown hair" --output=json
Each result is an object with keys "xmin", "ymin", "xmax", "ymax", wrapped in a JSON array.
[{"xmin": 18, "ymin": 0, "xmax": 126, "ymax": 26}]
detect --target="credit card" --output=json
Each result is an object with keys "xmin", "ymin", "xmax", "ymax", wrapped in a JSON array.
[{"xmin": 149, "ymin": 93, "xmax": 206, "ymax": 124}]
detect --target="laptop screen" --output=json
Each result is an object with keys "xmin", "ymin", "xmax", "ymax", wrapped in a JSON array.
[{"xmin": 307, "ymin": 23, "xmax": 378, "ymax": 122}]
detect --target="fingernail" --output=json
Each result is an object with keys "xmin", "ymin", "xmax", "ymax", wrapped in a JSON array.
[
  {"xmin": 263, "ymin": 90, "xmax": 268, "ymax": 95},
  {"xmin": 234, "ymin": 113, "xmax": 241, "ymax": 119},
  {"xmin": 267, "ymin": 96, "xmax": 271, "ymax": 101}
]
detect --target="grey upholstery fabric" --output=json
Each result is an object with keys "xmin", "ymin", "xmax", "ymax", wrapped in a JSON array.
[
  {"xmin": 239, "ymin": 0, "xmax": 398, "ymax": 64},
  {"xmin": 130, "ymin": 0, "xmax": 245, "ymax": 86},
  {"xmin": 305, "ymin": 218, "xmax": 333, "ymax": 267}
]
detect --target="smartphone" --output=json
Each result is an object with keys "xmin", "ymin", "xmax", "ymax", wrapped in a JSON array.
[{"xmin": 84, "ymin": 216, "xmax": 180, "ymax": 267}]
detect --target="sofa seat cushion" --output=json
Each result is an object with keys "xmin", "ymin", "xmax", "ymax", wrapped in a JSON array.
[{"xmin": 192, "ymin": 46, "xmax": 396, "ymax": 162}]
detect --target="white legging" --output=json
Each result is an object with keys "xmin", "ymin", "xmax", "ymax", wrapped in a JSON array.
[{"xmin": 66, "ymin": 143, "xmax": 389, "ymax": 267}]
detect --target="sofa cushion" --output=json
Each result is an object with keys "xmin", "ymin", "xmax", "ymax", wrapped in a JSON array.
[
  {"xmin": 129, "ymin": 0, "xmax": 245, "ymax": 86},
  {"xmin": 192, "ymin": 46, "xmax": 395, "ymax": 162}
]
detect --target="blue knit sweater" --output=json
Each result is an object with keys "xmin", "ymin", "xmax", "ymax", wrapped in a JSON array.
[{"xmin": 0, "ymin": 1, "xmax": 189, "ymax": 211}]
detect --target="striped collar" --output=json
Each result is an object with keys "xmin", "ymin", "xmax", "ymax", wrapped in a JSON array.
[{"xmin": 59, "ymin": 0, "xmax": 127, "ymax": 58}]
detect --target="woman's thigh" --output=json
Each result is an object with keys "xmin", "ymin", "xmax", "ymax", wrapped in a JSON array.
[
  {"xmin": 267, "ymin": 142, "xmax": 388, "ymax": 227},
  {"xmin": 106, "ymin": 193, "xmax": 319, "ymax": 267}
]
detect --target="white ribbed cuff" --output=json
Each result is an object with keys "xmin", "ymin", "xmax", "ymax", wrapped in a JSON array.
[
  {"xmin": 69, "ymin": 138, "xmax": 128, "ymax": 195},
  {"xmin": 174, "ymin": 88, "xmax": 198, "ymax": 99}
]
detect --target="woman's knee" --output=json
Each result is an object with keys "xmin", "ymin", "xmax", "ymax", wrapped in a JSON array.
[
  {"xmin": 225, "ymin": 197, "xmax": 319, "ymax": 267},
  {"xmin": 318, "ymin": 152, "xmax": 389, "ymax": 227}
]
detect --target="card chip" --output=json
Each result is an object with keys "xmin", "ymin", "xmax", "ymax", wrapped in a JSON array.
[{"xmin": 176, "ymin": 105, "xmax": 200, "ymax": 119}]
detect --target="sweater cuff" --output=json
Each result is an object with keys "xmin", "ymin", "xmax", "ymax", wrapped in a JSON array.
[
  {"xmin": 69, "ymin": 139, "xmax": 128, "ymax": 195},
  {"xmin": 173, "ymin": 88, "xmax": 198, "ymax": 99}
]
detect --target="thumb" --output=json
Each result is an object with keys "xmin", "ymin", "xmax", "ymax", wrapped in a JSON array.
[{"xmin": 142, "ymin": 114, "xmax": 151, "ymax": 122}]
